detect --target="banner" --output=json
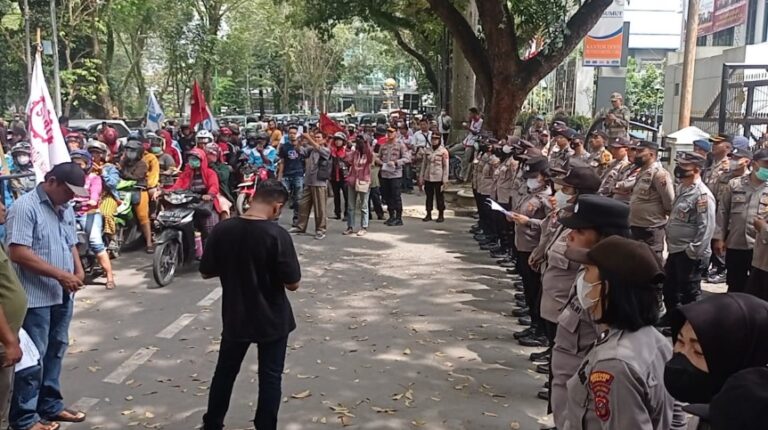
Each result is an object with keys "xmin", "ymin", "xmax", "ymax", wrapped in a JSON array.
[
  {"xmin": 26, "ymin": 51, "xmax": 69, "ymax": 183},
  {"xmin": 201, "ymin": 104, "xmax": 219, "ymax": 132},
  {"xmin": 145, "ymin": 90, "xmax": 165, "ymax": 132},
  {"xmin": 698, "ymin": 0, "xmax": 747, "ymax": 37},
  {"xmin": 583, "ymin": 0, "xmax": 625, "ymax": 67},
  {"xmin": 319, "ymin": 113, "xmax": 345, "ymax": 136},
  {"xmin": 189, "ymin": 80, "xmax": 208, "ymax": 130}
]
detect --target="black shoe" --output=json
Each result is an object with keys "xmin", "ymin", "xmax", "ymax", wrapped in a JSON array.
[
  {"xmin": 514, "ymin": 293, "xmax": 526, "ymax": 301},
  {"xmin": 488, "ymin": 246, "xmax": 505, "ymax": 254},
  {"xmin": 391, "ymin": 218, "xmax": 404, "ymax": 226},
  {"xmin": 496, "ymin": 257, "xmax": 513, "ymax": 264},
  {"xmin": 422, "ymin": 213, "xmax": 432, "ymax": 222},
  {"xmin": 518, "ymin": 316, "xmax": 532, "ymax": 326},
  {"xmin": 377, "ymin": 215, "xmax": 385, "ymax": 220},
  {"xmin": 512, "ymin": 307, "xmax": 529, "ymax": 317},
  {"xmin": 512, "ymin": 281, "xmax": 524, "ymax": 290},
  {"xmin": 384, "ymin": 218, "xmax": 395, "ymax": 226},
  {"xmin": 544, "ymin": 381, "xmax": 550, "ymax": 389},
  {"xmin": 470, "ymin": 227, "xmax": 482, "ymax": 235},
  {"xmin": 472, "ymin": 212, "xmax": 480, "ymax": 219},
  {"xmin": 473, "ymin": 234, "xmax": 488, "ymax": 242},
  {"xmin": 537, "ymin": 389, "xmax": 550, "ymax": 401},
  {"xmin": 535, "ymin": 362, "xmax": 551, "ymax": 374},
  {"xmin": 514, "ymin": 299, "xmax": 527, "ymax": 308},
  {"xmin": 334, "ymin": 214, "xmax": 341, "ymax": 220},
  {"xmin": 529, "ymin": 348, "xmax": 551, "ymax": 362},
  {"xmin": 436, "ymin": 214, "xmax": 445, "ymax": 223},
  {"xmin": 480, "ymin": 242, "xmax": 499, "ymax": 251},
  {"xmin": 506, "ymin": 267, "xmax": 519, "ymax": 275},
  {"xmin": 490, "ymin": 250, "xmax": 508, "ymax": 259},
  {"xmin": 519, "ymin": 335, "xmax": 550, "ymax": 348},
  {"xmin": 499, "ymin": 260, "xmax": 516, "ymax": 268},
  {"xmin": 513, "ymin": 327, "xmax": 535, "ymax": 340},
  {"xmin": 707, "ymin": 272, "xmax": 727, "ymax": 283}
]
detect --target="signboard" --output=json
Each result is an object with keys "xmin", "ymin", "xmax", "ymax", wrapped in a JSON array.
[
  {"xmin": 583, "ymin": 0, "xmax": 625, "ymax": 67},
  {"xmin": 698, "ymin": 0, "xmax": 747, "ymax": 36}
]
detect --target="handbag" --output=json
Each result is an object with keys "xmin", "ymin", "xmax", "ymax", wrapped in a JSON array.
[{"xmin": 355, "ymin": 179, "xmax": 370, "ymax": 193}]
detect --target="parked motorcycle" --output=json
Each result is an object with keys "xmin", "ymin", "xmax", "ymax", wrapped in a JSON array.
[
  {"xmin": 235, "ymin": 165, "xmax": 268, "ymax": 215},
  {"xmin": 152, "ymin": 190, "xmax": 201, "ymax": 287}
]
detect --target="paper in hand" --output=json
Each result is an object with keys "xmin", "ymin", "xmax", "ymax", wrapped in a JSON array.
[
  {"xmin": 16, "ymin": 328, "xmax": 40, "ymax": 372},
  {"xmin": 486, "ymin": 198, "xmax": 511, "ymax": 216}
]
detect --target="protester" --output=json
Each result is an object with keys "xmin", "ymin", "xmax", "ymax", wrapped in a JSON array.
[
  {"xmin": 291, "ymin": 130, "xmax": 330, "ymax": 240},
  {"xmin": 118, "ymin": 138, "xmax": 154, "ymax": 253},
  {"xmin": 378, "ymin": 126, "xmax": 411, "ymax": 227},
  {"xmin": 419, "ymin": 133, "xmax": 449, "ymax": 223},
  {"xmin": 165, "ymin": 148, "xmax": 221, "ymax": 242},
  {"xmin": 267, "ymin": 120, "xmax": 283, "ymax": 148},
  {"xmin": 204, "ymin": 144, "xmax": 234, "ymax": 220},
  {"xmin": 343, "ymin": 135, "xmax": 373, "ymax": 236},
  {"xmin": 8, "ymin": 142, "xmax": 36, "ymax": 200},
  {"xmin": 277, "ymin": 127, "xmax": 306, "ymax": 228},
  {"xmin": 200, "ymin": 179, "xmax": 300, "ymax": 430},
  {"xmin": 329, "ymin": 132, "xmax": 350, "ymax": 221},
  {"xmin": 7, "ymin": 162, "xmax": 88, "ymax": 430}
]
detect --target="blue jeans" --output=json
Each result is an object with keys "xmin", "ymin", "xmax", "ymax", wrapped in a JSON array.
[
  {"xmin": 346, "ymin": 186, "xmax": 370, "ymax": 230},
  {"xmin": 203, "ymin": 336, "xmax": 288, "ymax": 430},
  {"xmin": 75, "ymin": 213, "xmax": 106, "ymax": 254},
  {"xmin": 10, "ymin": 293, "xmax": 74, "ymax": 429},
  {"xmin": 281, "ymin": 176, "xmax": 304, "ymax": 227}
]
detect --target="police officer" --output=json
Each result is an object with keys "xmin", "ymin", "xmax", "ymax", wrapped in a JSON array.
[
  {"xmin": 703, "ymin": 134, "xmax": 733, "ymax": 201},
  {"xmin": 663, "ymin": 152, "xmax": 716, "ymax": 313},
  {"xmin": 569, "ymin": 134, "xmax": 591, "ymax": 165},
  {"xmin": 628, "ymin": 140, "xmax": 674, "ymax": 260},
  {"xmin": 604, "ymin": 92, "xmax": 631, "ymax": 138},
  {"xmin": 490, "ymin": 141, "xmax": 520, "ymax": 259},
  {"xmin": 473, "ymin": 143, "xmax": 494, "ymax": 244},
  {"xmin": 714, "ymin": 148, "xmax": 768, "ymax": 292},
  {"xmin": 549, "ymin": 196, "xmax": 631, "ymax": 430},
  {"xmin": 747, "ymin": 204, "xmax": 768, "ymax": 300},
  {"xmin": 598, "ymin": 137, "xmax": 630, "ymax": 197},
  {"xmin": 562, "ymin": 236, "xmax": 686, "ymax": 430},
  {"xmin": 479, "ymin": 142, "xmax": 502, "ymax": 251},
  {"xmin": 587, "ymin": 130, "xmax": 613, "ymax": 178},
  {"xmin": 549, "ymin": 128, "xmax": 576, "ymax": 170}
]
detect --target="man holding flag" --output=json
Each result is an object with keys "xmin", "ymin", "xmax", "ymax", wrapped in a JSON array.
[{"xmin": 7, "ymin": 50, "xmax": 89, "ymax": 430}]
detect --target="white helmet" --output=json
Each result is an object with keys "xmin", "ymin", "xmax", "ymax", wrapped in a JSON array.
[{"xmin": 196, "ymin": 130, "xmax": 213, "ymax": 141}]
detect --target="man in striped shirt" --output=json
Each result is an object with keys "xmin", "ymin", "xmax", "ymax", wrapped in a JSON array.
[{"xmin": 7, "ymin": 162, "xmax": 88, "ymax": 430}]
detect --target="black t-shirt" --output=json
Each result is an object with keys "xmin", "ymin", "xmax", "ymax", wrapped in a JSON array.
[
  {"xmin": 278, "ymin": 142, "xmax": 305, "ymax": 178},
  {"xmin": 200, "ymin": 218, "xmax": 301, "ymax": 342}
]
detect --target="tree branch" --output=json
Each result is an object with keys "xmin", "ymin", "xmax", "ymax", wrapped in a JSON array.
[
  {"xmin": 392, "ymin": 30, "xmax": 439, "ymax": 95},
  {"xmin": 475, "ymin": 0, "xmax": 521, "ymax": 69},
  {"xmin": 424, "ymin": 0, "xmax": 492, "ymax": 99}
]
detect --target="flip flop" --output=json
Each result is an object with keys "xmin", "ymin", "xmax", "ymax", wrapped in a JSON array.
[
  {"xmin": 47, "ymin": 408, "xmax": 86, "ymax": 423},
  {"xmin": 24, "ymin": 420, "xmax": 60, "ymax": 430},
  {"xmin": 105, "ymin": 280, "xmax": 116, "ymax": 290}
]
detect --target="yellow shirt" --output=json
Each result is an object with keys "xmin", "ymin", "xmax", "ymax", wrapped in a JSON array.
[
  {"xmin": 269, "ymin": 129, "xmax": 283, "ymax": 148},
  {"xmin": 142, "ymin": 153, "xmax": 160, "ymax": 188}
]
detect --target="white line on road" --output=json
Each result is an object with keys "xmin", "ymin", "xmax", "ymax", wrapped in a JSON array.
[
  {"xmin": 156, "ymin": 313, "xmax": 197, "ymax": 339},
  {"xmin": 59, "ymin": 397, "xmax": 99, "ymax": 429},
  {"xmin": 103, "ymin": 347, "xmax": 157, "ymax": 384},
  {"xmin": 197, "ymin": 287, "xmax": 222, "ymax": 306}
]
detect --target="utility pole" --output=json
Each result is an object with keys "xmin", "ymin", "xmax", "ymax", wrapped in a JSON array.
[
  {"xmin": 678, "ymin": 0, "xmax": 699, "ymax": 128},
  {"xmin": 23, "ymin": 0, "xmax": 31, "ymax": 85},
  {"xmin": 49, "ymin": 0, "xmax": 62, "ymax": 115}
]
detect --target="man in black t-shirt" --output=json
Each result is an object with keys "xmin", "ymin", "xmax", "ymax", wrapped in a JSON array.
[
  {"xmin": 200, "ymin": 179, "xmax": 301, "ymax": 430},
  {"xmin": 277, "ymin": 127, "xmax": 306, "ymax": 227}
]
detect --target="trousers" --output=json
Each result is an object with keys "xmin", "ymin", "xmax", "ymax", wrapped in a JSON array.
[
  {"xmin": 663, "ymin": 251, "xmax": 703, "ymax": 311},
  {"xmin": 517, "ymin": 251, "xmax": 543, "ymax": 334},
  {"xmin": 202, "ymin": 336, "xmax": 288, "ymax": 430},
  {"xmin": 474, "ymin": 191, "xmax": 495, "ymax": 238},
  {"xmin": 0, "ymin": 344, "xmax": 13, "ymax": 428},
  {"xmin": 460, "ymin": 146, "xmax": 475, "ymax": 182},
  {"xmin": 726, "ymin": 248, "xmax": 754, "ymax": 293},
  {"xmin": 380, "ymin": 178, "xmax": 403, "ymax": 218},
  {"xmin": 630, "ymin": 226, "xmax": 665, "ymax": 263},
  {"xmin": 368, "ymin": 187, "xmax": 384, "ymax": 219},
  {"xmin": 424, "ymin": 182, "xmax": 445, "ymax": 213},
  {"xmin": 329, "ymin": 180, "xmax": 348, "ymax": 218},
  {"xmin": 346, "ymin": 186, "xmax": 370, "ymax": 230},
  {"xmin": 281, "ymin": 176, "xmax": 304, "ymax": 227},
  {"xmin": 296, "ymin": 185, "xmax": 327, "ymax": 234},
  {"xmin": 746, "ymin": 267, "xmax": 768, "ymax": 301}
]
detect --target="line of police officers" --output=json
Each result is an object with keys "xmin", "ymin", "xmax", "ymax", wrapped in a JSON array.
[{"xmin": 466, "ymin": 99, "xmax": 768, "ymax": 428}]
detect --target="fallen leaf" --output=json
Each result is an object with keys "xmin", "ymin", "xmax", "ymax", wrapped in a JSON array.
[
  {"xmin": 411, "ymin": 420, "xmax": 427, "ymax": 427},
  {"xmin": 483, "ymin": 412, "xmax": 498, "ymax": 417},
  {"xmin": 144, "ymin": 411, "xmax": 155, "ymax": 418},
  {"xmin": 121, "ymin": 410, "xmax": 134, "ymax": 416},
  {"xmin": 371, "ymin": 406, "xmax": 397, "ymax": 414},
  {"xmin": 291, "ymin": 390, "xmax": 312, "ymax": 399},
  {"xmin": 297, "ymin": 374, "xmax": 317, "ymax": 379},
  {"xmin": 510, "ymin": 422, "xmax": 521, "ymax": 429},
  {"xmin": 124, "ymin": 395, "xmax": 134, "ymax": 401},
  {"xmin": 403, "ymin": 348, "xmax": 411, "ymax": 355}
]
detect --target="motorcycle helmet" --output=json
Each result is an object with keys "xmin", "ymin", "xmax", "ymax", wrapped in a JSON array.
[
  {"xmin": 196, "ymin": 129, "xmax": 213, "ymax": 145},
  {"xmin": 123, "ymin": 139, "xmax": 144, "ymax": 162},
  {"xmin": 70, "ymin": 149, "xmax": 93, "ymax": 172},
  {"xmin": 86, "ymin": 139, "xmax": 109, "ymax": 156},
  {"xmin": 11, "ymin": 142, "xmax": 32, "ymax": 167},
  {"xmin": 256, "ymin": 132, "xmax": 269, "ymax": 142},
  {"xmin": 220, "ymin": 127, "xmax": 233, "ymax": 136},
  {"xmin": 204, "ymin": 142, "xmax": 220, "ymax": 156}
]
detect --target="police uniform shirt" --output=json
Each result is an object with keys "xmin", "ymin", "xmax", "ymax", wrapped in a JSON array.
[
  {"xmin": 629, "ymin": 162, "xmax": 675, "ymax": 228},
  {"xmin": 753, "ymin": 223, "xmax": 768, "ymax": 272},
  {"xmin": 704, "ymin": 156, "xmax": 730, "ymax": 200},
  {"xmin": 493, "ymin": 156, "xmax": 518, "ymax": 205},
  {"xmin": 598, "ymin": 156, "xmax": 630, "ymax": 197},
  {"xmin": 613, "ymin": 163, "xmax": 641, "ymax": 203},
  {"xmin": 666, "ymin": 178, "xmax": 716, "ymax": 260},
  {"xmin": 589, "ymin": 148, "xmax": 613, "ymax": 178},
  {"xmin": 471, "ymin": 152, "xmax": 489, "ymax": 190},
  {"xmin": 478, "ymin": 157, "xmax": 497, "ymax": 196},
  {"xmin": 715, "ymin": 175, "xmax": 768, "ymax": 250},
  {"xmin": 550, "ymin": 147, "xmax": 574, "ymax": 170},
  {"xmin": 606, "ymin": 106, "xmax": 631, "ymax": 138},
  {"xmin": 510, "ymin": 167, "xmax": 528, "ymax": 210},
  {"xmin": 513, "ymin": 185, "xmax": 553, "ymax": 253},
  {"xmin": 536, "ymin": 218, "xmax": 580, "ymax": 324}
]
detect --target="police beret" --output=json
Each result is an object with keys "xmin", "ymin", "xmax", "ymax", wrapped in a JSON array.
[
  {"xmin": 608, "ymin": 136, "xmax": 630, "ymax": 148},
  {"xmin": 693, "ymin": 139, "xmax": 712, "ymax": 152},
  {"xmin": 553, "ymin": 128, "xmax": 578, "ymax": 140},
  {"xmin": 559, "ymin": 195, "xmax": 629, "ymax": 230},
  {"xmin": 676, "ymin": 151, "xmax": 707, "ymax": 168},
  {"xmin": 590, "ymin": 130, "xmax": 609, "ymax": 140},
  {"xmin": 635, "ymin": 140, "xmax": 660, "ymax": 150},
  {"xmin": 553, "ymin": 167, "xmax": 601, "ymax": 194},
  {"xmin": 754, "ymin": 148, "xmax": 768, "ymax": 161},
  {"xmin": 732, "ymin": 135, "xmax": 750, "ymax": 150},
  {"xmin": 564, "ymin": 235, "xmax": 664, "ymax": 286},
  {"xmin": 522, "ymin": 156, "xmax": 549, "ymax": 178},
  {"xmin": 728, "ymin": 147, "xmax": 753, "ymax": 160}
]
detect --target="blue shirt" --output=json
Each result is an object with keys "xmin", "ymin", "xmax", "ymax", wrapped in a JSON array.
[
  {"xmin": 6, "ymin": 185, "xmax": 77, "ymax": 308},
  {"xmin": 278, "ymin": 142, "xmax": 306, "ymax": 178},
  {"xmin": 243, "ymin": 146, "xmax": 278, "ymax": 173}
]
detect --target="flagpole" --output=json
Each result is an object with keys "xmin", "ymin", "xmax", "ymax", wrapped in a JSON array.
[
  {"xmin": 23, "ymin": 0, "xmax": 31, "ymax": 86},
  {"xmin": 49, "ymin": 0, "xmax": 62, "ymax": 115}
]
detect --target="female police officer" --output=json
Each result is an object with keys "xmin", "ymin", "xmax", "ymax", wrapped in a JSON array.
[{"xmin": 562, "ymin": 236, "xmax": 686, "ymax": 430}]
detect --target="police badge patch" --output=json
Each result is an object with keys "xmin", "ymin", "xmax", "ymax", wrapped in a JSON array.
[{"xmin": 589, "ymin": 371, "xmax": 615, "ymax": 421}]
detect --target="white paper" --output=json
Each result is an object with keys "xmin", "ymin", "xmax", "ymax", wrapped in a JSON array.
[
  {"xmin": 15, "ymin": 328, "xmax": 40, "ymax": 372},
  {"xmin": 381, "ymin": 162, "xmax": 396, "ymax": 173},
  {"xmin": 486, "ymin": 198, "xmax": 511, "ymax": 216}
]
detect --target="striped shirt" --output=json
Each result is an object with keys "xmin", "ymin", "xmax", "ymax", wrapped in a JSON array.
[{"xmin": 6, "ymin": 185, "xmax": 77, "ymax": 308}]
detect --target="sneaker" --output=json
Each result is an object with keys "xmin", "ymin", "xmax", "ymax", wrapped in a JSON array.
[
  {"xmin": 391, "ymin": 218, "xmax": 404, "ymax": 226},
  {"xmin": 314, "ymin": 232, "xmax": 326, "ymax": 240},
  {"xmin": 707, "ymin": 272, "xmax": 727, "ymax": 283},
  {"xmin": 342, "ymin": 228, "xmax": 354, "ymax": 236},
  {"xmin": 357, "ymin": 229, "xmax": 367, "ymax": 237},
  {"xmin": 288, "ymin": 227, "xmax": 303, "ymax": 234},
  {"xmin": 519, "ymin": 335, "xmax": 550, "ymax": 348}
]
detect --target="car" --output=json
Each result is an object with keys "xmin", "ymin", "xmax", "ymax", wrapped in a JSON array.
[{"xmin": 69, "ymin": 119, "xmax": 131, "ymax": 147}]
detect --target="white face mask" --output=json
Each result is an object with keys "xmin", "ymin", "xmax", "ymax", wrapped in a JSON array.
[
  {"xmin": 728, "ymin": 159, "xmax": 743, "ymax": 172},
  {"xmin": 526, "ymin": 178, "xmax": 543, "ymax": 190},
  {"xmin": 15, "ymin": 154, "xmax": 30, "ymax": 166},
  {"xmin": 502, "ymin": 145, "xmax": 513, "ymax": 154},
  {"xmin": 576, "ymin": 272, "xmax": 600, "ymax": 314},
  {"xmin": 554, "ymin": 190, "xmax": 570, "ymax": 209}
]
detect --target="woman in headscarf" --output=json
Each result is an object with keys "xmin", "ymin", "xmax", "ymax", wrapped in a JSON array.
[{"xmin": 166, "ymin": 148, "xmax": 221, "ymax": 241}]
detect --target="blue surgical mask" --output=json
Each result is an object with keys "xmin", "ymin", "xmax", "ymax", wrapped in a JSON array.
[{"xmin": 756, "ymin": 167, "xmax": 768, "ymax": 182}]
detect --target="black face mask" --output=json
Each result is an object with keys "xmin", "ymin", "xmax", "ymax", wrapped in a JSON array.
[
  {"xmin": 674, "ymin": 166, "xmax": 694, "ymax": 179},
  {"xmin": 633, "ymin": 156, "xmax": 646, "ymax": 168},
  {"xmin": 664, "ymin": 352, "xmax": 714, "ymax": 404},
  {"xmin": 247, "ymin": 139, "xmax": 257, "ymax": 148}
]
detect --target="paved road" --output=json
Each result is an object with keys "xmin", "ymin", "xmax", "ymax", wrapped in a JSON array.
[{"xmin": 58, "ymin": 195, "xmax": 572, "ymax": 429}]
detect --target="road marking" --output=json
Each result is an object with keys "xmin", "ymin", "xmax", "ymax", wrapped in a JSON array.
[
  {"xmin": 156, "ymin": 313, "xmax": 197, "ymax": 339},
  {"xmin": 103, "ymin": 347, "xmax": 157, "ymax": 384},
  {"xmin": 197, "ymin": 287, "xmax": 222, "ymax": 306},
  {"xmin": 59, "ymin": 397, "xmax": 99, "ymax": 429}
]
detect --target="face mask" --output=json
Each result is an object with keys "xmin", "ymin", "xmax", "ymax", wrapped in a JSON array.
[
  {"xmin": 757, "ymin": 167, "xmax": 768, "ymax": 182},
  {"xmin": 15, "ymin": 154, "xmax": 30, "ymax": 166},
  {"xmin": 576, "ymin": 272, "xmax": 600, "ymax": 314},
  {"xmin": 664, "ymin": 352, "xmax": 714, "ymax": 403},
  {"xmin": 188, "ymin": 158, "xmax": 201, "ymax": 169},
  {"xmin": 554, "ymin": 190, "xmax": 570, "ymax": 209},
  {"xmin": 673, "ymin": 166, "xmax": 694, "ymax": 179},
  {"xmin": 125, "ymin": 150, "xmax": 140, "ymax": 161},
  {"xmin": 526, "ymin": 178, "xmax": 543, "ymax": 190},
  {"xmin": 151, "ymin": 146, "xmax": 163, "ymax": 155},
  {"xmin": 502, "ymin": 145, "xmax": 513, "ymax": 154},
  {"xmin": 728, "ymin": 160, "xmax": 743, "ymax": 172},
  {"xmin": 633, "ymin": 156, "xmax": 646, "ymax": 168}
]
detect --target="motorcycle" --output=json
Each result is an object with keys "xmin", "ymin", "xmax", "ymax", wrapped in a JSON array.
[
  {"xmin": 152, "ymin": 190, "xmax": 201, "ymax": 287},
  {"xmin": 75, "ymin": 215, "xmax": 105, "ymax": 283},
  {"xmin": 109, "ymin": 179, "xmax": 145, "ymax": 257},
  {"xmin": 235, "ymin": 165, "xmax": 268, "ymax": 215}
]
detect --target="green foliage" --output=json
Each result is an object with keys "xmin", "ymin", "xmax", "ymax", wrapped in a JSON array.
[{"xmin": 625, "ymin": 57, "xmax": 664, "ymax": 115}]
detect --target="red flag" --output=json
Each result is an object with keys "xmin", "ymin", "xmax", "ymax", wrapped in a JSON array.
[
  {"xmin": 189, "ymin": 80, "xmax": 207, "ymax": 130},
  {"xmin": 319, "ymin": 113, "xmax": 345, "ymax": 136}
]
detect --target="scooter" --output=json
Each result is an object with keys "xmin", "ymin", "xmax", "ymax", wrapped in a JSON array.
[
  {"xmin": 75, "ymin": 216, "xmax": 105, "ymax": 283},
  {"xmin": 235, "ymin": 165, "xmax": 268, "ymax": 215},
  {"xmin": 152, "ymin": 190, "xmax": 201, "ymax": 287},
  {"xmin": 110, "ymin": 179, "xmax": 145, "ymax": 257}
]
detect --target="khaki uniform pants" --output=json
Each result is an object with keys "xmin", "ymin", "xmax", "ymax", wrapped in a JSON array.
[
  {"xmin": 296, "ymin": 185, "xmax": 328, "ymax": 234},
  {"xmin": 0, "ymin": 344, "xmax": 13, "ymax": 427}
]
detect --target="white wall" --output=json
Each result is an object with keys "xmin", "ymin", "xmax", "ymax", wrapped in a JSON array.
[{"xmin": 626, "ymin": 0, "xmax": 683, "ymax": 49}]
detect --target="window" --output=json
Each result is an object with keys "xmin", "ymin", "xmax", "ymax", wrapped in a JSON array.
[
  {"xmin": 697, "ymin": 35, "xmax": 708, "ymax": 46},
  {"xmin": 675, "ymin": 83, "xmax": 680, "ymax": 96},
  {"xmin": 712, "ymin": 27, "xmax": 735, "ymax": 46}
]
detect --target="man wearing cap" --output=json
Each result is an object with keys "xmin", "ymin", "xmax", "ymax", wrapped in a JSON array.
[
  {"xmin": 704, "ymin": 134, "xmax": 733, "ymax": 201},
  {"xmin": 605, "ymin": 92, "xmax": 631, "ymax": 138},
  {"xmin": 714, "ymin": 148, "xmax": 768, "ymax": 292},
  {"xmin": 629, "ymin": 140, "xmax": 675, "ymax": 260},
  {"xmin": 587, "ymin": 130, "xmax": 613, "ymax": 178},
  {"xmin": 378, "ymin": 126, "xmax": 411, "ymax": 226},
  {"xmin": 548, "ymin": 128, "xmax": 575, "ymax": 170},
  {"xmin": 526, "ymin": 116, "xmax": 547, "ymax": 147},
  {"xmin": 663, "ymin": 152, "xmax": 716, "ymax": 314},
  {"xmin": 598, "ymin": 137, "xmax": 631, "ymax": 198},
  {"xmin": 7, "ymin": 163, "xmax": 89, "ymax": 429}
]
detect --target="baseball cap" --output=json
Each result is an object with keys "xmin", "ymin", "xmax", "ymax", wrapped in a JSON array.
[
  {"xmin": 610, "ymin": 92, "xmax": 623, "ymax": 100},
  {"xmin": 45, "ymin": 162, "xmax": 88, "ymax": 197},
  {"xmin": 728, "ymin": 147, "xmax": 753, "ymax": 160},
  {"xmin": 732, "ymin": 135, "xmax": 750, "ymax": 150},
  {"xmin": 590, "ymin": 130, "xmax": 609, "ymax": 140},
  {"xmin": 693, "ymin": 139, "xmax": 712, "ymax": 152},
  {"xmin": 564, "ymin": 235, "xmax": 664, "ymax": 286},
  {"xmin": 522, "ymin": 156, "xmax": 549, "ymax": 179},
  {"xmin": 635, "ymin": 140, "xmax": 660, "ymax": 150},
  {"xmin": 608, "ymin": 137, "xmax": 630, "ymax": 148},
  {"xmin": 559, "ymin": 195, "xmax": 629, "ymax": 230},
  {"xmin": 676, "ymin": 151, "xmax": 707, "ymax": 168},
  {"xmin": 553, "ymin": 167, "xmax": 601, "ymax": 194}
]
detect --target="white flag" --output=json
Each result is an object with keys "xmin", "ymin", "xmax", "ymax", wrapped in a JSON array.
[
  {"xmin": 26, "ymin": 51, "xmax": 69, "ymax": 183},
  {"xmin": 145, "ymin": 90, "xmax": 165, "ymax": 132},
  {"xmin": 202, "ymin": 104, "xmax": 219, "ymax": 132}
]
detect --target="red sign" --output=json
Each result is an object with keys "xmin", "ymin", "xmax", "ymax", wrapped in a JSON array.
[{"xmin": 698, "ymin": 0, "xmax": 747, "ymax": 37}]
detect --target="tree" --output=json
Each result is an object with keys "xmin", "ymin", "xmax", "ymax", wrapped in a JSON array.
[{"xmin": 625, "ymin": 57, "xmax": 664, "ymax": 116}]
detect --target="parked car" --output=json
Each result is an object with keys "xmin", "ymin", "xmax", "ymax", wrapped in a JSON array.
[{"xmin": 69, "ymin": 119, "xmax": 131, "ymax": 147}]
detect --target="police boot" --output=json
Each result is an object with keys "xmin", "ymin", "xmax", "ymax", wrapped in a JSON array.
[{"xmin": 436, "ymin": 211, "xmax": 445, "ymax": 223}]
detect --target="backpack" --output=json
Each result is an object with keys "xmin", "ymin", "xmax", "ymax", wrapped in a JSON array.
[{"xmin": 316, "ymin": 151, "xmax": 332, "ymax": 181}]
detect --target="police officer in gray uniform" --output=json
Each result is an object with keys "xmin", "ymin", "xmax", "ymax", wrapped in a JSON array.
[
  {"xmin": 549, "ymin": 195, "xmax": 632, "ymax": 430},
  {"xmin": 549, "ymin": 128, "xmax": 576, "ymax": 171},
  {"xmin": 663, "ymin": 152, "xmax": 716, "ymax": 313}
]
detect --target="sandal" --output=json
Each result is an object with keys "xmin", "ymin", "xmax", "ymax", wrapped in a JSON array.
[
  {"xmin": 48, "ymin": 408, "xmax": 86, "ymax": 423},
  {"xmin": 146, "ymin": 245, "xmax": 155, "ymax": 254},
  {"xmin": 342, "ymin": 228, "xmax": 354, "ymax": 236},
  {"xmin": 105, "ymin": 280, "xmax": 116, "ymax": 290},
  {"xmin": 25, "ymin": 420, "xmax": 61, "ymax": 429}
]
